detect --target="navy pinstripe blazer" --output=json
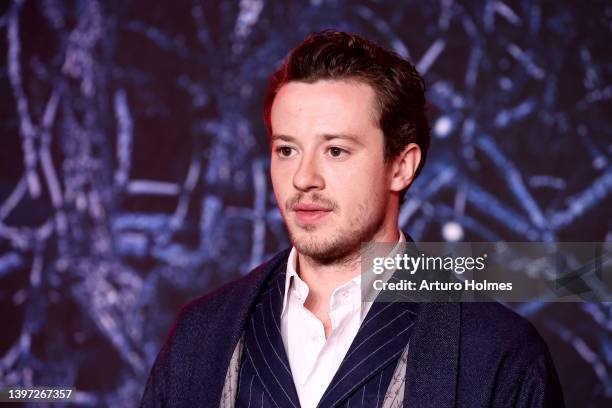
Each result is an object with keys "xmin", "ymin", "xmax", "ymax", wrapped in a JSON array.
[{"xmin": 141, "ymin": 248, "xmax": 564, "ymax": 407}]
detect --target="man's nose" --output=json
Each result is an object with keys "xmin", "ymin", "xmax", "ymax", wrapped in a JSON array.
[{"xmin": 293, "ymin": 153, "xmax": 325, "ymax": 192}]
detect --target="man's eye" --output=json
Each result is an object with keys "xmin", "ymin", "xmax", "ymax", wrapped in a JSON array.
[
  {"xmin": 276, "ymin": 146, "xmax": 294, "ymax": 157},
  {"xmin": 328, "ymin": 147, "xmax": 347, "ymax": 157}
]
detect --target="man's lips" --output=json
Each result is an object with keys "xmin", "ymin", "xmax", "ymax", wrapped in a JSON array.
[
  {"xmin": 292, "ymin": 203, "xmax": 333, "ymax": 224},
  {"xmin": 293, "ymin": 203, "xmax": 332, "ymax": 211}
]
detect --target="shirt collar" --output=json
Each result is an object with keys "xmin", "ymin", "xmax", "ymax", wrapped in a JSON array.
[{"xmin": 281, "ymin": 230, "xmax": 406, "ymax": 316}]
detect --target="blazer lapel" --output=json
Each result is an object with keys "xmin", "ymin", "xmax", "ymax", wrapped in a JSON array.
[
  {"xmin": 242, "ymin": 269, "xmax": 301, "ymax": 407},
  {"xmin": 403, "ymin": 303, "xmax": 460, "ymax": 408},
  {"xmin": 317, "ymin": 300, "xmax": 418, "ymax": 408}
]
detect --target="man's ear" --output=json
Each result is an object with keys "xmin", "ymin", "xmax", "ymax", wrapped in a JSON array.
[{"xmin": 390, "ymin": 143, "xmax": 421, "ymax": 193}]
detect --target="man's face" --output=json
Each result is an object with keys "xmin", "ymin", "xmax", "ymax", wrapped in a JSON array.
[{"xmin": 269, "ymin": 80, "xmax": 396, "ymax": 263}]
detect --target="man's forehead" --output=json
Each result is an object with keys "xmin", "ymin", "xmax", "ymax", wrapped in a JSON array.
[{"xmin": 270, "ymin": 80, "xmax": 381, "ymax": 136}]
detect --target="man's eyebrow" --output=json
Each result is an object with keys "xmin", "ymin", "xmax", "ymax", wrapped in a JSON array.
[
  {"xmin": 321, "ymin": 133, "xmax": 362, "ymax": 143},
  {"xmin": 271, "ymin": 133, "xmax": 364, "ymax": 144},
  {"xmin": 271, "ymin": 134, "xmax": 296, "ymax": 143}
]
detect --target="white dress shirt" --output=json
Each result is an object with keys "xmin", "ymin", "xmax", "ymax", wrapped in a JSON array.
[{"xmin": 280, "ymin": 232, "xmax": 406, "ymax": 408}]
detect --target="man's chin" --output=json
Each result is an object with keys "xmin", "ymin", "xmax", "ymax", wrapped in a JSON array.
[
  {"xmin": 288, "ymin": 226, "xmax": 328, "ymax": 245},
  {"xmin": 290, "ymin": 232, "xmax": 358, "ymax": 264}
]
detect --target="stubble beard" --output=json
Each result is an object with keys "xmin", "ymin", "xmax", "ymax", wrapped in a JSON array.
[{"xmin": 286, "ymin": 199, "xmax": 387, "ymax": 266}]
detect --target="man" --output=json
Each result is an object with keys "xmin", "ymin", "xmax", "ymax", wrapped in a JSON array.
[{"xmin": 141, "ymin": 31, "xmax": 564, "ymax": 407}]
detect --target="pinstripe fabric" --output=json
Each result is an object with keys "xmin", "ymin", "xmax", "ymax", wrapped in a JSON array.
[
  {"xmin": 317, "ymin": 300, "xmax": 418, "ymax": 407},
  {"xmin": 234, "ymin": 264, "xmax": 418, "ymax": 408},
  {"xmin": 223, "ymin": 335, "xmax": 411, "ymax": 408},
  {"xmin": 236, "ymin": 268, "xmax": 300, "ymax": 407}
]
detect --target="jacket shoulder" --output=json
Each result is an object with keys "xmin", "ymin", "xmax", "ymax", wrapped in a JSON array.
[
  {"xmin": 174, "ymin": 248, "xmax": 291, "ymax": 337},
  {"xmin": 456, "ymin": 302, "xmax": 563, "ymax": 406},
  {"xmin": 460, "ymin": 302, "xmax": 548, "ymax": 359},
  {"xmin": 140, "ymin": 249, "xmax": 291, "ymax": 406}
]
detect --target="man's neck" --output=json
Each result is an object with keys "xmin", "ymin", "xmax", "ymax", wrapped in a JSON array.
[{"xmin": 295, "ymin": 227, "xmax": 400, "ymax": 337}]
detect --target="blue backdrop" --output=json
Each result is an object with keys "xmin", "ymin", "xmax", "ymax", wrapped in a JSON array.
[{"xmin": 0, "ymin": 0, "xmax": 610, "ymax": 406}]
